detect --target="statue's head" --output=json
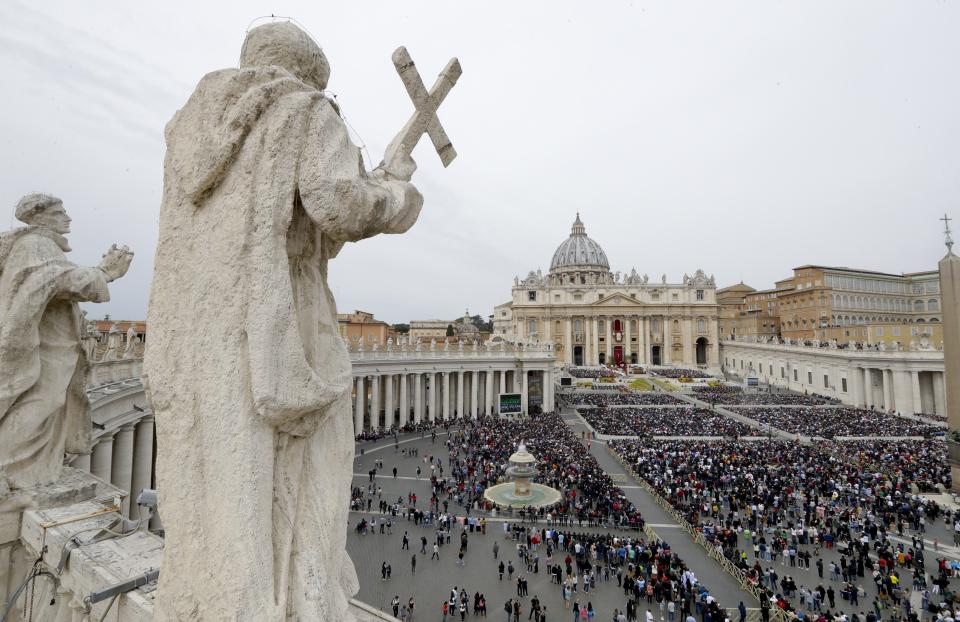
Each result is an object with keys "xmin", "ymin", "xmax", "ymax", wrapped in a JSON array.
[
  {"xmin": 15, "ymin": 193, "xmax": 70, "ymax": 234},
  {"xmin": 240, "ymin": 22, "xmax": 329, "ymax": 91}
]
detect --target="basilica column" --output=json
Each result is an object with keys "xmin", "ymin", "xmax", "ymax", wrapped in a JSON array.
[
  {"xmin": 662, "ymin": 317, "xmax": 671, "ymax": 365},
  {"xmin": 413, "ymin": 373, "xmax": 423, "ymax": 424},
  {"xmin": 91, "ymin": 433, "xmax": 115, "ymax": 482},
  {"xmin": 862, "ymin": 368, "xmax": 872, "ymax": 407},
  {"xmin": 370, "ymin": 375, "xmax": 380, "ymax": 430},
  {"xmin": 354, "ymin": 376, "xmax": 365, "ymax": 432},
  {"xmin": 457, "ymin": 371, "xmax": 465, "ymax": 419},
  {"xmin": 565, "ymin": 318, "xmax": 573, "ymax": 364},
  {"xmin": 471, "ymin": 370, "xmax": 480, "ymax": 418},
  {"xmin": 399, "ymin": 373, "xmax": 409, "ymax": 427},
  {"xmin": 442, "ymin": 372, "xmax": 451, "ymax": 420},
  {"xmin": 499, "ymin": 370, "xmax": 507, "ymax": 395},
  {"xmin": 111, "ymin": 423, "xmax": 136, "ymax": 516},
  {"xmin": 681, "ymin": 317, "xmax": 693, "ymax": 365},
  {"xmin": 605, "ymin": 316, "xmax": 613, "ymax": 363},
  {"xmin": 592, "ymin": 317, "xmax": 600, "ymax": 365},
  {"xmin": 521, "ymin": 370, "xmax": 529, "ymax": 414},
  {"xmin": 638, "ymin": 317, "xmax": 647, "ymax": 365},
  {"xmin": 544, "ymin": 368, "xmax": 553, "ymax": 412},
  {"xmin": 384, "ymin": 375, "xmax": 395, "ymax": 429},
  {"xmin": 624, "ymin": 316, "xmax": 632, "ymax": 362},
  {"xmin": 129, "ymin": 415, "xmax": 155, "ymax": 520}
]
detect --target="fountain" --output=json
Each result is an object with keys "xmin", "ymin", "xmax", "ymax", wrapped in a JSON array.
[{"xmin": 482, "ymin": 442, "xmax": 562, "ymax": 509}]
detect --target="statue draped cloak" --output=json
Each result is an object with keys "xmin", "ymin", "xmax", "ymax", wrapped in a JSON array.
[
  {"xmin": 0, "ymin": 227, "xmax": 103, "ymax": 489},
  {"xmin": 145, "ymin": 64, "xmax": 421, "ymax": 621}
]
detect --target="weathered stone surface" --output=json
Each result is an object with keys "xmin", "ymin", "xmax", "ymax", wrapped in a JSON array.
[
  {"xmin": 145, "ymin": 22, "xmax": 424, "ymax": 621},
  {"xmin": 0, "ymin": 193, "xmax": 132, "ymax": 491}
]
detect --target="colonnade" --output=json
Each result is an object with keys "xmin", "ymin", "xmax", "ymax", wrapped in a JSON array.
[
  {"xmin": 73, "ymin": 411, "xmax": 156, "ymax": 522},
  {"xmin": 351, "ymin": 366, "xmax": 555, "ymax": 433},
  {"xmin": 720, "ymin": 340, "xmax": 945, "ymax": 416}
]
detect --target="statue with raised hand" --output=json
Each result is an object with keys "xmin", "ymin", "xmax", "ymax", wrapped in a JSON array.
[{"xmin": 0, "ymin": 193, "xmax": 132, "ymax": 491}]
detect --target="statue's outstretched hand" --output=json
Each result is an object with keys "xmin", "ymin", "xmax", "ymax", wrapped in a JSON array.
[{"xmin": 99, "ymin": 244, "xmax": 134, "ymax": 282}]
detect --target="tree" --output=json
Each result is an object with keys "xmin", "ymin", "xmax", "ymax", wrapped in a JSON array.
[
  {"xmin": 446, "ymin": 324, "xmax": 455, "ymax": 337},
  {"xmin": 392, "ymin": 323, "xmax": 410, "ymax": 334}
]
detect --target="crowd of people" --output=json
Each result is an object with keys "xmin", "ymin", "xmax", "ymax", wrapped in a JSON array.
[
  {"xmin": 649, "ymin": 368, "xmax": 713, "ymax": 380},
  {"xmin": 562, "ymin": 393, "xmax": 685, "ymax": 407},
  {"xmin": 691, "ymin": 386, "xmax": 830, "ymax": 407},
  {"xmin": 569, "ymin": 367, "xmax": 622, "ymax": 379},
  {"xmin": 608, "ymin": 437, "xmax": 956, "ymax": 618},
  {"xmin": 443, "ymin": 414, "xmax": 647, "ymax": 529},
  {"xmin": 728, "ymin": 407, "xmax": 944, "ymax": 438},
  {"xmin": 579, "ymin": 407, "xmax": 754, "ymax": 438}
]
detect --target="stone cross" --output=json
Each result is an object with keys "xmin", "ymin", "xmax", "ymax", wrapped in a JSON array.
[
  {"xmin": 942, "ymin": 213, "xmax": 953, "ymax": 251},
  {"xmin": 383, "ymin": 46, "xmax": 461, "ymax": 175}
]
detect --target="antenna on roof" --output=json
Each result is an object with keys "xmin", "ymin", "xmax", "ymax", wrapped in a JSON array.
[{"xmin": 941, "ymin": 213, "xmax": 953, "ymax": 252}]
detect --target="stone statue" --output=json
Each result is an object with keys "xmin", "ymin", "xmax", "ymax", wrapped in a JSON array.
[
  {"xmin": 661, "ymin": 274, "xmax": 667, "ymax": 284},
  {"xmin": 144, "ymin": 23, "xmax": 428, "ymax": 621},
  {"xmin": 123, "ymin": 325, "xmax": 139, "ymax": 359},
  {"xmin": 0, "ymin": 193, "xmax": 132, "ymax": 489}
]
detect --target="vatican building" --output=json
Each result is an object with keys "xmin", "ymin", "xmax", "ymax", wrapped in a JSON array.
[{"xmin": 496, "ymin": 214, "xmax": 721, "ymax": 372}]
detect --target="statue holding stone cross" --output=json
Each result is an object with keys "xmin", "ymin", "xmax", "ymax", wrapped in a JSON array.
[{"xmin": 145, "ymin": 21, "xmax": 460, "ymax": 621}]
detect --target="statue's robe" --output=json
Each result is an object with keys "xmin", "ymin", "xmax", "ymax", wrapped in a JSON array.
[
  {"xmin": 0, "ymin": 227, "xmax": 103, "ymax": 488},
  {"xmin": 145, "ymin": 64, "xmax": 421, "ymax": 621}
]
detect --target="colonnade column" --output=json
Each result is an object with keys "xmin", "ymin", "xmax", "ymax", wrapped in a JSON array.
[
  {"xmin": 543, "ymin": 369, "xmax": 553, "ymax": 412},
  {"xmin": 384, "ymin": 375, "xmax": 395, "ymax": 430},
  {"xmin": 521, "ymin": 370, "xmax": 529, "ymax": 414},
  {"xmin": 354, "ymin": 377, "xmax": 365, "ymax": 433},
  {"xmin": 72, "ymin": 453, "xmax": 91, "ymax": 473},
  {"xmin": 129, "ymin": 415, "xmax": 155, "ymax": 520},
  {"xmin": 111, "ymin": 423, "xmax": 136, "ymax": 516},
  {"xmin": 881, "ymin": 369, "xmax": 893, "ymax": 411},
  {"xmin": 470, "ymin": 371, "xmax": 479, "ymax": 419},
  {"xmin": 91, "ymin": 433, "xmax": 115, "ymax": 482},
  {"xmin": 934, "ymin": 372, "xmax": 946, "ymax": 417},
  {"xmin": 399, "ymin": 374, "xmax": 408, "ymax": 427},
  {"xmin": 413, "ymin": 374, "xmax": 423, "ymax": 424},
  {"xmin": 485, "ymin": 370, "xmax": 494, "ymax": 416},
  {"xmin": 911, "ymin": 371, "xmax": 923, "ymax": 415},
  {"xmin": 429, "ymin": 373, "xmax": 438, "ymax": 421},
  {"xmin": 456, "ymin": 372, "xmax": 465, "ymax": 419},
  {"xmin": 370, "ymin": 376, "xmax": 380, "ymax": 430},
  {"xmin": 442, "ymin": 372, "xmax": 451, "ymax": 420}
]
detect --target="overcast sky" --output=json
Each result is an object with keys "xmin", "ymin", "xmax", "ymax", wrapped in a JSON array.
[{"xmin": 2, "ymin": 1, "xmax": 958, "ymax": 324}]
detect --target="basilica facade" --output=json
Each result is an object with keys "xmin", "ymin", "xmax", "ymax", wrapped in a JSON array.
[{"xmin": 496, "ymin": 215, "xmax": 721, "ymax": 371}]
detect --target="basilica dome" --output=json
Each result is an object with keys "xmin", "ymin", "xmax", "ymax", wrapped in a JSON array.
[{"xmin": 549, "ymin": 214, "xmax": 610, "ymax": 273}]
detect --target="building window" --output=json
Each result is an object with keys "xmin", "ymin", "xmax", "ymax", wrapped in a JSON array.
[
  {"xmin": 696, "ymin": 290, "xmax": 704, "ymax": 301},
  {"xmin": 574, "ymin": 294, "xmax": 582, "ymax": 301},
  {"xmin": 929, "ymin": 299, "xmax": 939, "ymax": 312},
  {"xmin": 780, "ymin": 367, "xmax": 785, "ymax": 379},
  {"xmin": 914, "ymin": 300, "xmax": 924, "ymax": 311},
  {"xmin": 875, "ymin": 327, "xmax": 884, "ymax": 336},
  {"xmin": 528, "ymin": 291, "xmax": 536, "ymax": 301},
  {"xmin": 697, "ymin": 319, "xmax": 705, "ymax": 332},
  {"xmin": 823, "ymin": 374, "xmax": 829, "ymax": 388},
  {"xmin": 554, "ymin": 294, "xmax": 561, "ymax": 302},
  {"xmin": 793, "ymin": 369, "xmax": 798, "ymax": 381},
  {"xmin": 672, "ymin": 293, "xmax": 679, "ymax": 301},
  {"xmin": 528, "ymin": 319, "xmax": 537, "ymax": 334},
  {"xmin": 807, "ymin": 371, "xmax": 813, "ymax": 385},
  {"xmin": 651, "ymin": 293, "xmax": 660, "ymax": 300},
  {"xmin": 768, "ymin": 365, "xmax": 773, "ymax": 375},
  {"xmin": 841, "ymin": 378, "xmax": 847, "ymax": 393},
  {"xmin": 598, "ymin": 320, "xmax": 605, "ymax": 332}
]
